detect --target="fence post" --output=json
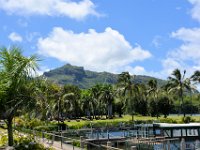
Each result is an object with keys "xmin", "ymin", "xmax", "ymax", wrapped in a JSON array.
[
  {"xmin": 80, "ymin": 136, "xmax": 84, "ymax": 150},
  {"xmin": 42, "ymin": 131, "xmax": 44, "ymax": 143},
  {"xmin": 131, "ymin": 146, "xmax": 137, "ymax": 150},
  {"xmin": 61, "ymin": 131, "xmax": 63, "ymax": 149},
  {"xmin": 52, "ymin": 132, "xmax": 55, "ymax": 145}
]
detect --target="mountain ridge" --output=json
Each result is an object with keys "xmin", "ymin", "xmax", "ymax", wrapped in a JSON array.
[{"xmin": 42, "ymin": 64, "xmax": 166, "ymax": 89}]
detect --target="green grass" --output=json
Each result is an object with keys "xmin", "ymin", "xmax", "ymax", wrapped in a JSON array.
[{"xmin": 63, "ymin": 115, "xmax": 200, "ymax": 129}]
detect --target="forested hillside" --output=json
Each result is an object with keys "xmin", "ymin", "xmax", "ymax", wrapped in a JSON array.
[{"xmin": 43, "ymin": 64, "xmax": 166, "ymax": 89}]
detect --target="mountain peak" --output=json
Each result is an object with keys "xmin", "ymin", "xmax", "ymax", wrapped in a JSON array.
[{"xmin": 43, "ymin": 64, "xmax": 166, "ymax": 89}]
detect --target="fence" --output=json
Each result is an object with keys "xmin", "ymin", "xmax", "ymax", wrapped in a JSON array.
[{"xmin": 19, "ymin": 128, "xmax": 128, "ymax": 150}]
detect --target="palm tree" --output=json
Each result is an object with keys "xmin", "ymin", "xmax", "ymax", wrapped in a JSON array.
[
  {"xmin": 100, "ymin": 84, "xmax": 114, "ymax": 119},
  {"xmin": 0, "ymin": 46, "xmax": 38, "ymax": 146},
  {"xmin": 191, "ymin": 71, "xmax": 200, "ymax": 83},
  {"xmin": 117, "ymin": 72, "xmax": 133, "ymax": 113},
  {"xmin": 81, "ymin": 90, "xmax": 94, "ymax": 119},
  {"xmin": 90, "ymin": 84, "xmax": 103, "ymax": 119},
  {"xmin": 63, "ymin": 85, "xmax": 81, "ymax": 119},
  {"xmin": 147, "ymin": 79, "xmax": 159, "ymax": 118},
  {"xmin": 118, "ymin": 72, "xmax": 138, "ymax": 120},
  {"xmin": 134, "ymin": 84, "xmax": 148, "ymax": 116},
  {"xmin": 167, "ymin": 69, "xmax": 191, "ymax": 117}
]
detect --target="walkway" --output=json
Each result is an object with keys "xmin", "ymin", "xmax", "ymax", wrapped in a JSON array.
[{"xmin": 36, "ymin": 137, "xmax": 82, "ymax": 150}]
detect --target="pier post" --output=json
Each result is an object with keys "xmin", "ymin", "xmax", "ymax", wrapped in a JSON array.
[
  {"xmin": 107, "ymin": 141, "xmax": 112, "ymax": 150},
  {"xmin": 195, "ymin": 139, "xmax": 200, "ymax": 149},
  {"xmin": 167, "ymin": 140, "xmax": 170, "ymax": 150},
  {"xmin": 180, "ymin": 138, "xmax": 186, "ymax": 150}
]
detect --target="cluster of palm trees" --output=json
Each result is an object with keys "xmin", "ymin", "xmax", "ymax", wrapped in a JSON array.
[{"xmin": 1, "ymin": 46, "xmax": 200, "ymax": 146}]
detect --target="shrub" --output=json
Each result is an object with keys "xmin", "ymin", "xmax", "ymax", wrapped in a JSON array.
[
  {"xmin": 72, "ymin": 140, "xmax": 80, "ymax": 147},
  {"xmin": 159, "ymin": 118, "xmax": 177, "ymax": 123},
  {"xmin": 34, "ymin": 124, "xmax": 57, "ymax": 131},
  {"xmin": 0, "ymin": 134, "xmax": 8, "ymax": 146},
  {"xmin": 182, "ymin": 116, "xmax": 195, "ymax": 123},
  {"xmin": 14, "ymin": 134, "xmax": 53, "ymax": 150}
]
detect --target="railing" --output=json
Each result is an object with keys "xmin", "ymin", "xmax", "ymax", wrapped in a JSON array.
[{"xmin": 17, "ymin": 128, "xmax": 127, "ymax": 150}]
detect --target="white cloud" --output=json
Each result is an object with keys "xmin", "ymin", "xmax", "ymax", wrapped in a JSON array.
[
  {"xmin": 156, "ymin": 27, "xmax": 200, "ymax": 79},
  {"xmin": 36, "ymin": 66, "xmax": 50, "ymax": 76},
  {"xmin": 188, "ymin": 0, "xmax": 200, "ymax": 22},
  {"xmin": 37, "ymin": 27, "xmax": 151, "ymax": 73},
  {"xmin": 8, "ymin": 32, "xmax": 23, "ymax": 42},
  {"xmin": 171, "ymin": 27, "xmax": 200, "ymax": 64},
  {"xmin": 125, "ymin": 66, "xmax": 146, "ymax": 75},
  {"xmin": 0, "ymin": 0, "xmax": 99, "ymax": 20}
]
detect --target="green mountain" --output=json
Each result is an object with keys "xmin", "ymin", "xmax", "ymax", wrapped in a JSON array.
[{"xmin": 42, "ymin": 64, "xmax": 166, "ymax": 89}]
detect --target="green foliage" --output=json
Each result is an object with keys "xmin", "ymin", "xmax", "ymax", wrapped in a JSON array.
[
  {"xmin": 33, "ymin": 124, "xmax": 57, "ymax": 131},
  {"xmin": 14, "ymin": 136, "xmax": 49, "ymax": 150},
  {"xmin": 72, "ymin": 140, "xmax": 80, "ymax": 147},
  {"xmin": 182, "ymin": 116, "xmax": 195, "ymax": 123},
  {"xmin": 159, "ymin": 118, "xmax": 177, "ymax": 123},
  {"xmin": 0, "ymin": 134, "xmax": 8, "ymax": 146},
  {"xmin": 158, "ymin": 96, "xmax": 173, "ymax": 118}
]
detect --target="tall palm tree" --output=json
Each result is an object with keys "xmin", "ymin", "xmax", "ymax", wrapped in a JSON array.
[
  {"xmin": 117, "ymin": 72, "xmax": 133, "ymax": 112},
  {"xmin": 167, "ymin": 69, "xmax": 191, "ymax": 117},
  {"xmin": 81, "ymin": 90, "xmax": 94, "ymax": 119},
  {"xmin": 0, "ymin": 46, "xmax": 38, "ymax": 146},
  {"xmin": 191, "ymin": 70, "xmax": 200, "ymax": 83},
  {"xmin": 90, "ymin": 84, "xmax": 102, "ymax": 119},
  {"xmin": 100, "ymin": 84, "xmax": 114, "ymax": 119},
  {"xmin": 147, "ymin": 79, "xmax": 159, "ymax": 118},
  {"xmin": 118, "ymin": 72, "xmax": 138, "ymax": 120}
]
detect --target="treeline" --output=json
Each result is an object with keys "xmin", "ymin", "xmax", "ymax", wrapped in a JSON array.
[
  {"xmin": 29, "ymin": 70, "xmax": 200, "ymax": 122},
  {"xmin": 1, "ymin": 46, "xmax": 200, "ymax": 146}
]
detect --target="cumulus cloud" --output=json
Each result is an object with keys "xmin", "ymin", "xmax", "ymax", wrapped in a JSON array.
[
  {"xmin": 188, "ymin": 0, "xmax": 200, "ymax": 22},
  {"xmin": 0, "ymin": 0, "xmax": 99, "ymax": 20},
  {"xmin": 158, "ymin": 0, "xmax": 200, "ymax": 79},
  {"xmin": 171, "ymin": 27, "xmax": 200, "ymax": 64},
  {"xmin": 158, "ymin": 27, "xmax": 200, "ymax": 79},
  {"xmin": 8, "ymin": 32, "xmax": 23, "ymax": 42},
  {"xmin": 37, "ymin": 27, "xmax": 151, "ymax": 73}
]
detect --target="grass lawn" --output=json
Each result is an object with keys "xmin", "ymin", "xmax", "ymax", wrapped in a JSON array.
[{"xmin": 64, "ymin": 115, "xmax": 200, "ymax": 129}]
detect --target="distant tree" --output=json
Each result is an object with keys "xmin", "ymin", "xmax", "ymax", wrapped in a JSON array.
[
  {"xmin": 63, "ymin": 85, "xmax": 81, "ymax": 118},
  {"xmin": 191, "ymin": 70, "xmax": 200, "ymax": 83},
  {"xmin": 134, "ymin": 84, "xmax": 148, "ymax": 116},
  {"xmin": 100, "ymin": 84, "xmax": 114, "ymax": 118},
  {"xmin": 90, "ymin": 84, "xmax": 102, "ymax": 119},
  {"xmin": 147, "ymin": 79, "xmax": 159, "ymax": 118},
  {"xmin": 157, "ymin": 96, "xmax": 173, "ymax": 118},
  {"xmin": 117, "ymin": 72, "xmax": 133, "ymax": 114},
  {"xmin": 167, "ymin": 69, "xmax": 192, "ymax": 117},
  {"xmin": 81, "ymin": 90, "xmax": 94, "ymax": 119}
]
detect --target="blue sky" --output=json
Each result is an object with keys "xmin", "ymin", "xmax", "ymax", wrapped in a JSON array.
[{"xmin": 0, "ymin": 0, "xmax": 200, "ymax": 79}]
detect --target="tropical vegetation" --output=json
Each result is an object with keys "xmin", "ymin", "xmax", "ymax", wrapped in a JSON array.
[{"xmin": 1, "ymin": 46, "xmax": 200, "ymax": 147}]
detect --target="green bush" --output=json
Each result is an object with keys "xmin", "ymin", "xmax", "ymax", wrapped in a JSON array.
[
  {"xmin": 182, "ymin": 116, "xmax": 195, "ymax": 123},
  {"xmin": 72, "ymin": 140, "xmax": 80, "ymax": 147},
  {"xmin": 0, "ymin": 134, "xmax": 8, "ymax": 146},
  {"xmin": 159, "ymin": 118, "xmax": 177, "ymax": 123},
  {"xmin": 14, "ymin": 135, "xmax": 53, "ymax": 150},
  {"xmin": 34, "ymin": 124, "xmax": 57, "ymax": 131}
]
